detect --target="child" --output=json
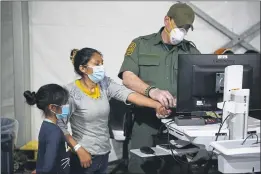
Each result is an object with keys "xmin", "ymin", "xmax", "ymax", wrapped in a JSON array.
[{"xmin": 24, "ymin": 84, "xmax": 70, "ymax": 174}]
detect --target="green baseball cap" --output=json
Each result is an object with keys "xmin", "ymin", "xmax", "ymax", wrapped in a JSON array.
[{"xmin": 167, "ymin": 3, "xmax": 195, "ymax": 31}]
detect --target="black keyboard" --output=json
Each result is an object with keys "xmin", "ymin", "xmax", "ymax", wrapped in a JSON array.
[{"xmin": 172, "ymin": 115, "xmax": 221, "ymax": 126}]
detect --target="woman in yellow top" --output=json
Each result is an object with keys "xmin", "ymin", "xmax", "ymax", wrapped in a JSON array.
[{"xmin": 57, "ymin": 47, "xmax": 171, "ymax": 174}]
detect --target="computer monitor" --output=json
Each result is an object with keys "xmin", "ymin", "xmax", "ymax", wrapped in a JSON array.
[{"xmin": 176, "ymin": 54, "xmax": 261, "ymax": 115}]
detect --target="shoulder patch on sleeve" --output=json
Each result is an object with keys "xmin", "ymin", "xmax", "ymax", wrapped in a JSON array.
[{"xmin": 125, "ymin": 42, "xmax": 136, "ymax": 56}]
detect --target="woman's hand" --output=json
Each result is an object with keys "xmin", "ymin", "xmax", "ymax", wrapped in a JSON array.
[
  {"xmin": 64, "ymin": 135, "xmax": 92, "ymax": 168},
  {"xmin": 155, "ymin": 103, "xmax": 171, "ymax": 119},
  {"xmin": 76, "ymin": 147, "xmax": 92, "ymax": 168},
  {"xmin": 31, "ymin": 169, "xmax": 36, "ymax": 174}
]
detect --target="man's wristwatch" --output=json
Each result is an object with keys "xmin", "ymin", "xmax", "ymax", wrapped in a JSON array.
[{"xmin": 145, "ymin": 86, "xmax": 156, "ymax": 97}]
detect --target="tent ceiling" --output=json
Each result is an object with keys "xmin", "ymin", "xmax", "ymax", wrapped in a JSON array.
[{"xmin": 187, "ymin": 2, "xmax": 260, "ymax": 52}]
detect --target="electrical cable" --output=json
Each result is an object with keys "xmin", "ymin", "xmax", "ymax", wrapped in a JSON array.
[
  {"xmin": 253, "ymin": 141, "xmax": 260, "ymax": 144},
  {"xmin": 162, "ymin": 101, "xmax": 235, "ymax": 173},
  {"xmin": 203, "ymin": 101, "xmax": 231, "ymax": 174},
  {"xmin": 203, "ymin": 113, "xmax": 232, "ymax": 174},
  {"xmin": 155, "ymin": 118, "xmax": 182, "ymax": 162},
  {"xmin": 141, "ymin": 119, "xmax": 175, "ymax": 168},
  {"xmin": 164, "ymin": 108, "xmax": 228, "ymax": 166},
  {"xmin": 148, "ymin": 119, "xmax": 192, "ymax": 174},
  {"xmin": 162, "ymin": 120, "xmax": 196, "ymax": 166},
  {"xmin": 165, "ymin": 120, "xmax": 205, "ymax": 174},
  {"xmin": 241, "ymin": 133, "xmax": 259, "ymax": 145},
  {"xmin": 157, "ymin": 119, "xmax": 175, "ymax": 135}
]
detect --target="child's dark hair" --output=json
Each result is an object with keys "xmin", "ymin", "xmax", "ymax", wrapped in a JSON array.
[
  {"xmin": 70, "ymin": 48, "xmax": 102, "ymax": 76},
  {"xmin": 23, "ymin": 84, "xmax": 69, "ymax": 116}
]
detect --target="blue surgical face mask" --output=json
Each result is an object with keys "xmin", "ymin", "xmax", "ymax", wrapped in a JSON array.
[
  {"xmin": 51, "ymin": 104, "xmax": 70, "ymax": 119},
  {"xmin": 87, "ymin": 65, "xmax": 105, "ymax": 83}
]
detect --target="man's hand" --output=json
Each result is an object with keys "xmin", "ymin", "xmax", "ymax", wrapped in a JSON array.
[
  {"xmin": 155, "ymin": 103, "xmax": 172, "ymax": 119},
  {"xmin": 76, "ymin": 147, "xmax": 92, "ymax": 168},
  {"xmin": 149, "ymin": 88, "xmax": 176, "ymax": 108}
]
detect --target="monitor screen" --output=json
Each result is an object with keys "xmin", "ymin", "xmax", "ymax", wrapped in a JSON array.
[{"xmin": 176, "ymin": 54, "xmax": 261, "ymax": 116}]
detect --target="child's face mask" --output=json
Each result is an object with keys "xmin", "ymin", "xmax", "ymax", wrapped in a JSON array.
[{"xmin": 51, "ymin": 104, "xmax": 70, "ymax": 119}]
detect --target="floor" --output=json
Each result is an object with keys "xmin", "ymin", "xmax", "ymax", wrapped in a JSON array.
[
  {"xmin": 106, "ymin": 163, "xmax": 222, "ymax": 174},
  {"xmin": 14, "ymin": 165, "xmax": 220, "ymax": 174},
  {"xmin": 14, "ymin": 163, "xmax": 261, "ymax": 174}
]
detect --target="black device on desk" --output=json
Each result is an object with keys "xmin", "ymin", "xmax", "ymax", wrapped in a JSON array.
[
  {"xmin": 140, "ymin": 146, "xmax": 155, "ymax": 154},
  {"xmin": 174, "ymin": 115, "xmax": 205, "ymax": 126},
  {"xmin": 167, "ymin": 110, "xmax": 221, "ymax": 126},
  {"xmin": 174, "ymin": 54, "xmax": 261, "ymax": 126},
  {"xmin": 173, "ymin": 115, "xmax": 221, "ymax": 126}
]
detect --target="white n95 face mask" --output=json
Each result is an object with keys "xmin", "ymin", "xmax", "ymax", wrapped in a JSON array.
[{"xmin": 169, "ymin": 28, "xmax": 186, "ymax": 45}]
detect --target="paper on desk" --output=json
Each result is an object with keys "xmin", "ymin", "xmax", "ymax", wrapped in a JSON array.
[{"xmin": 206, "ymin": 112, "xmax": 221, "ymax": 118}]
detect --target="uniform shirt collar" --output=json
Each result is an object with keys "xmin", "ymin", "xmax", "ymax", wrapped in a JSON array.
[
  {"xmin": 153, "ymin": 27, "xmax": 164, "ymax": 45},
  {"xmin": 153, "ymin": 27, "xmax": 188, "ymax": 51}
]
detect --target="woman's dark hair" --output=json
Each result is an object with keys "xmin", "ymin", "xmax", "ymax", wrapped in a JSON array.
[
  {"xmin": 23, "ymin": 84, "xmax": 69, "ymax": 116},
  {"xmin": 70, "ymin": 48, "xmax": 102, "ymax": 76}
]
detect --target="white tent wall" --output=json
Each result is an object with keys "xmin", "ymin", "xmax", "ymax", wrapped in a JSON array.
[
  {"xmin": 1, "ymin": 2, "xmax": 15, "ymax": 120},
  {"xmin": 27, "ymin": 1, "xmax": 259, "ymax": 161},
  {"xmin": 0, "ymin": 3, "xmax": 1, "ymax": 170},
  {"xmin": 1, "ymin": 2, "xmax": 31, "ymax": 147}
]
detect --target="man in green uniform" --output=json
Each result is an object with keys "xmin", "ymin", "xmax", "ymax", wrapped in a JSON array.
[{"xmin": 118, "ymin": 3, "xmax": 200, "ymax": 174}]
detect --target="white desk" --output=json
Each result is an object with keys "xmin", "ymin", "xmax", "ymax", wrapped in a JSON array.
[
  {"xmin": 161, "ymin": 116, "xmax": 260, "ymax": 151},
  {"xmin": 130, "ymin": 146, "xmax": 171, "ymax": 158},
  {"xmin": 129, "ymin": 116, "xmax": 260, "ymax": 173}
]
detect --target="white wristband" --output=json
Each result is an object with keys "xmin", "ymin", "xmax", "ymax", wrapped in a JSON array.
[{"xmin": 74, "ymin": 144, "xmax": 81, "ymax": 152}]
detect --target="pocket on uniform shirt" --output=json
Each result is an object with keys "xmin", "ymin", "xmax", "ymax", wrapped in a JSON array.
[
  {"xmin": 139, "ymin": 54, "xmax": 160, "ymax": 66},
  {"xmin": 138, "ymin": 54, "xmax": 160, "ymax": 84}
]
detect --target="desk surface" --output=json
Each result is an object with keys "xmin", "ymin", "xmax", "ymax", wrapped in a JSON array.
[
  {"xmin": 162, "ymin": 116, "xmax": 260, "ymax": 137},
  {"xmin": 130, "ymin": 146, "xmax": 170, "ymax": 158},
  {"xmin": 162, "ymin": 118, "xmax": 227, "ymax": 137},
  {"xmin": 130, "ymin": 145, "xmax": 199, "ymax": 158}
]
